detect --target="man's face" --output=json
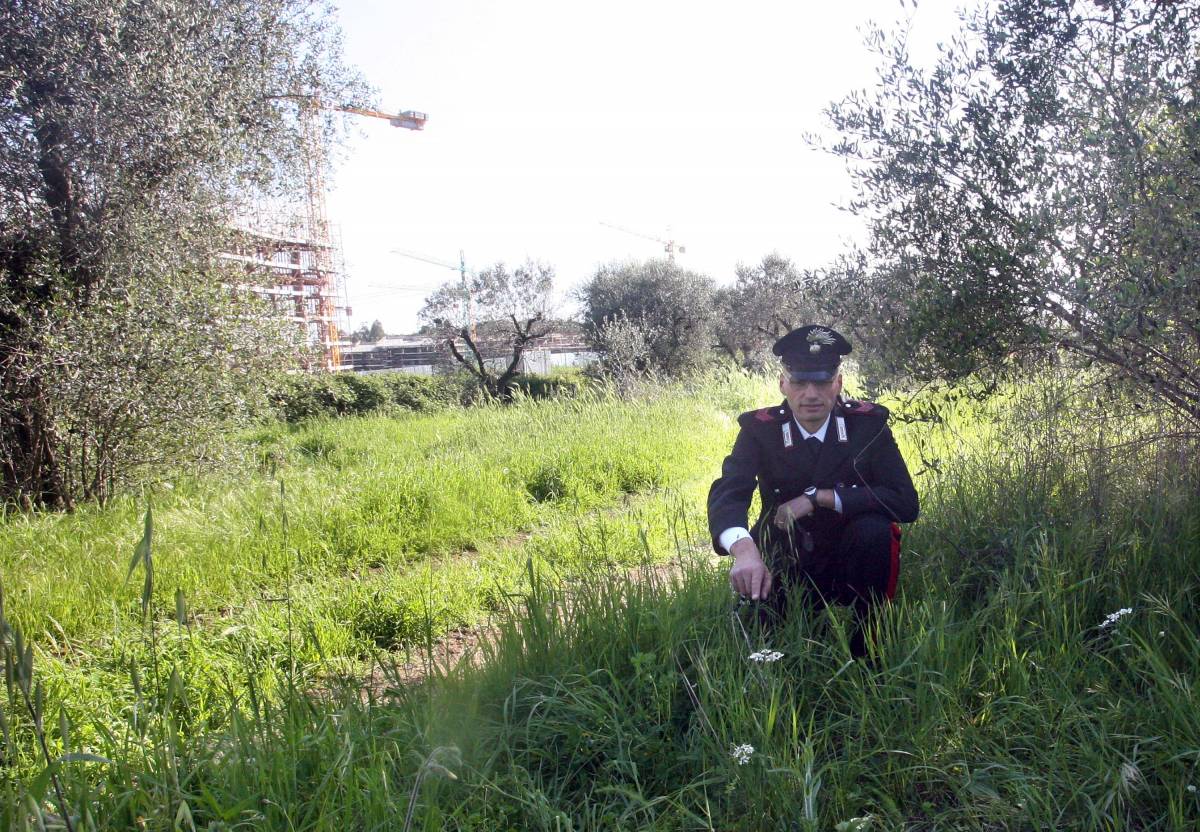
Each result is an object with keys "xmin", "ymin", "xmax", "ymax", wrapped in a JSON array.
[{"xmin": 779, "ymin": 372, "xmax": 842, "ymax": 428}]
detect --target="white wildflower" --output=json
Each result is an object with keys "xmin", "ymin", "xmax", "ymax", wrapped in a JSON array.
[
  {"xmin": 1099, "ymin": 607, "xmax": 1133, "ymax": 628},
  {"xmin": 1187, "ymin": 784, "xmax": 1196, "ymax": 793},
  {"xmin": 748, "ymin": 650, "xmax": 784, "ymax": 664},
  {"xmin": 730, "ymin": 743, "xmax": 755, "ymax": 765}
]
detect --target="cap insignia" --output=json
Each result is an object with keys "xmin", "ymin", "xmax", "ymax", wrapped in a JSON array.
[{"xmin": 806, "ymin": 327, "xmax": 835, "ymax": 349}]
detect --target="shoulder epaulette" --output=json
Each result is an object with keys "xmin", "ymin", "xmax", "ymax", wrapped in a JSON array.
[
  {"xmin": 842, "ymin": 398, "xmax": 890, "ymax": 419},
  {"xmin": 738, "ymin": 405, "xmax": 788, "ymax": 428}
]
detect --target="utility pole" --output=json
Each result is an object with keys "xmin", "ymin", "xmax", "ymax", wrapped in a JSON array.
[{"xmin": 459, "ymin": 249, "xmax": 474, "ymax": 341}]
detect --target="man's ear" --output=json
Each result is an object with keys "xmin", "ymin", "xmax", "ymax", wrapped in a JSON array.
[{"xmin": 778, "ymin": 374, "xmax": 788, "ymax": 395}]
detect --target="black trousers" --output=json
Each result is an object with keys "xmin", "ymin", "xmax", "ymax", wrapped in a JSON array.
[{"xmin": 752, "ymin": 512, "xmax": 900, "ymax": 657}]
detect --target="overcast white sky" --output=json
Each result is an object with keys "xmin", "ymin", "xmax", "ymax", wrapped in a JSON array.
[{"xmin": 326, "ymin": 0, "xmax": 966, "ymax": 334}]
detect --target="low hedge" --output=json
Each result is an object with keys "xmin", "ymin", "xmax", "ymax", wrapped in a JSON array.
[
  {"xmin": 273, "ymin": 370, "xmax": 586, "ymax": 422},
  {"xmin": 509, "ymin": 369, "xmax": 589, "ymax": 400},
  {"xmin": 272, "ymin": 372, "xmax": 464, "ymax": 422}
]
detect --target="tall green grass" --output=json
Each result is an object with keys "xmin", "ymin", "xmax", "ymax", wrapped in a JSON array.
[
  {"xmin": 1, "ymin": 378, "xmax": 764, "ymax": 640},
  {"xmin": 3, "ymin": 369, "xmax": 1198, "ymax": 829},
  {"xmin": 0, "ymin": 374, "xmax": 764, "ymax": 799}
]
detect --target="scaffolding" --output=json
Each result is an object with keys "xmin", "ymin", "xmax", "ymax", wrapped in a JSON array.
[
  {"xmin": 222, "ymin": 212, "xmax": 349, "ymax": 372},
  {"xmin": 219, "ymin": 102, "xmax": 424, "ymax": 371},
  {"xmin": 220, "ymin": 103, "xmax": 347, "ymax": 371}
]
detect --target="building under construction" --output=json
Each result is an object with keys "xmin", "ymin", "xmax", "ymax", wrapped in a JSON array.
[
  {"xmin": 343, "ymin": 331, "xmax": 596, "ymax": 375},
  {"xmin": 222, "ymin": 214, "xmax": 349, "ymax": 372},
  {"xmin": 220, "ymin": 104, "xmax": 427, "ymax": 372}
]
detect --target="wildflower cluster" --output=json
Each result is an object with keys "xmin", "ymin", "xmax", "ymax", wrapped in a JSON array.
[
  {"xmin": 730, "ymin": 743, "xmax": 755, "ymax": 765},
  {"xmin": 748, "ymin": 649, "xmax": 784, "ymax": 664},
  {"xmin": 1099, "ymin": 607, "xmax": 1133, "ymax": 629}
]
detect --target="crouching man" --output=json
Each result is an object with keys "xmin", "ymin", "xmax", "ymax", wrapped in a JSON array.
[{"xmin": 707, "ymin": 325, "xmax": 919, "ymax": 657}]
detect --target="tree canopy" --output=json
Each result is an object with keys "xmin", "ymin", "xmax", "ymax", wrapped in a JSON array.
[
  {"xmin": 713, "ymin": 253, "xmax": 818, "ymax": 370},
  {"xmin": 821, "ymin": 0, "xmax": 1200, "ymax": 423},
  {"xmin": 419, "ymin": 260, "xmax": 556, "ymax": 399},
  {"xmin": 351, "ymin": 320, "xmax": 387, "ymax": 343},
  {"xmin": 0, "ymin": 0, "xmax": 366, "ymax": 508},
  {"xmin": 577, "ymin": 259, "xmax": 717, "ymax": 378}
]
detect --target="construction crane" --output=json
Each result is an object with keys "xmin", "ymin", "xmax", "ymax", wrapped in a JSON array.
[
  {"xmin": 362, "ymin": 250, "xmax": 474, "ymax": 303},
  {"xmin": 299, "ymin": 102, "xmax": 426, "ymax": 370},
  {"xmin": 337, "ymin": 106, "xmax": 428, "ymax": 131},
  {"xmin": 600, "ymin": 221, "xmax": 687, "ymax": 263},
  {"xmin": 389, "ymin": 248, "xmax": 476, "ymax": 338}
]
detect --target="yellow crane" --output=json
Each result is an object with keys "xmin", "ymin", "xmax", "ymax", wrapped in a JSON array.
[
  {"xmin": 337, "ymin": 106, "xmax": 428, "ymax": 131},
  {"xmin": 301, "ymin": 102, "xmax": 427, "ymax": 369},
  {"xmin": 600, "ymin": 221, "xmax": 687, "ymax": 263}
]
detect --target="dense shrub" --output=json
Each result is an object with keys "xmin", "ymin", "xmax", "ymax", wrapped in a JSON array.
[
  {"xmin": 271, "ymin": 370, "xmax": 582, "ymax": 422},
  {"xmin": 336, "ymin": 373, "xmax": 392, "ymax": 414},
  {"xmin": 272, "ymin": 374, "xmax": 360, "ymax": 422},
  {"xmin": 381, "ymin": 372, "xmax": 465, "ymax": 411},
  {"xmin": 511, "ymin": 369, "xmax": 589, "ymax": 400}
]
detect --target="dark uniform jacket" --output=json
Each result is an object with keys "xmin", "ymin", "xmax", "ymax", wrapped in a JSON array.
[{"xmin": 707, "ymin": 397, "xmax": 919, "ymax": 568}]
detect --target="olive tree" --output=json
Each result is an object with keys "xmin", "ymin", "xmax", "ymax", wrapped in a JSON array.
[
  {"xmin": 821, "ymin": 0, "xmax": 1200, "ymax": 423},
  {"xmin": 713, "ymin": 253, "xmax": 819, "ymax": 370},
  {"xmin": 0, "ymin": 0, "xmax": 367, "ymax": 508},
  {"xmin": 419, "ymin": 260, "xmax": 556, "ymax": 400},
  {"xmin": 577, "ymin": 259, "xmax": 717, "ymax": 378}
]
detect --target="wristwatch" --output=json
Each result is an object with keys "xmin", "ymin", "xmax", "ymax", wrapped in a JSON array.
[{"xmin": 803, "ymin": 486, "xmax": 819, "ymax": 514}]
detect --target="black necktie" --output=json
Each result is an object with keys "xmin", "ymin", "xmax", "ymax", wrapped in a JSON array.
[{"xmin": 805, "ymin": 436, "xmax": 822, "ymax": 458}]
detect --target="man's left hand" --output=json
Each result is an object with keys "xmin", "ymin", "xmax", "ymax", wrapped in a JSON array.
[{"xmin": 773, "ymin": 495, "xmax": 816, "ymax": 529}]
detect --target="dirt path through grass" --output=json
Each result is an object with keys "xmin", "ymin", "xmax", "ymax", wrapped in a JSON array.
[{"xmin": 361, "ymin": 492, "xmax": 710, "ymax": 691}]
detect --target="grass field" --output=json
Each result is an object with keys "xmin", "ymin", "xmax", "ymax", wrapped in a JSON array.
[{"xmin": 2, "ymin": 370, "xmax": 1199, "ymax": 830}]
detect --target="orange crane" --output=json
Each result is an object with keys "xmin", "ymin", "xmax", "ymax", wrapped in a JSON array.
[
  {"xmin": 301, "ymin": 102, "xmax": 427, "ymax": 369},
  {"xmin": 600, "ymin": 221, "xmax": 687, "ymax": 263},
  {"xmin": 338, "ymin": 106, "xmax": 428, "ymax": 131}
]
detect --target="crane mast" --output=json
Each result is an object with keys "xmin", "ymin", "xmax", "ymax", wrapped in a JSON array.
[
  {"xmin": 390, "ymin": 248, "xmax": 476, "ymax": 339},
  {"xmin": 300, "ymin": 102, "xmax": 426, "ymax": 369}
]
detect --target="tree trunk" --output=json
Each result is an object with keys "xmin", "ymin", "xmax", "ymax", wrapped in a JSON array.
[{"xmin": 0, "ymin": 381, "xmax": 71, "ymax": 511}]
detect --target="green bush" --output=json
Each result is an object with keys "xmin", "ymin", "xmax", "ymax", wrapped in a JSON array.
[
  {"xmin": 272, "ymin": 373, "xmax": 358, "ymax": 421},
  {"xmin": 380, "ymin": 372, "xmax": 465, "ymax": 411},
  {"xmin": 511, "ymin": 369, "xmax": 589, "ymax": 400},
  {"xmin": 272, "ymin": 371, "xmax": 471, "ymax": 422},
  {"xmin": 336, "ymin": 373, "xmax": 391, "ymax": 415},
  {"xmin": 273, "ymin": 370, "xmax": 586, "ymax": 423}
]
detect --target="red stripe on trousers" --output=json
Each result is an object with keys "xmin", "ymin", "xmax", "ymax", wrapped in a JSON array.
[{"xmin": 885, "ymin": 523, "xmax": 901, "ymax": 600}]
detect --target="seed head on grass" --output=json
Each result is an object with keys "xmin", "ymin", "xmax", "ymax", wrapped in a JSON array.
[
  {"xmin": 1120, "ymin": 761, "xmax": 1143, "ymax": 792},
  {"xmin": 1099, "ymin": 607, "xmax": 1133, "ymax": 628}
]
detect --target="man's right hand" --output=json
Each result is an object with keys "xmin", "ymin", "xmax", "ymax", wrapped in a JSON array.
[{"xmin": 728, "ymin": 538, "xmax": 772, "ymax": 600}]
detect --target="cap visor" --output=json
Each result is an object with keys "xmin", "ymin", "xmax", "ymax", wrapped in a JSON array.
[{"xmin": 787, "ymin": 370, "xmax": 836, "ymax": 382}]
